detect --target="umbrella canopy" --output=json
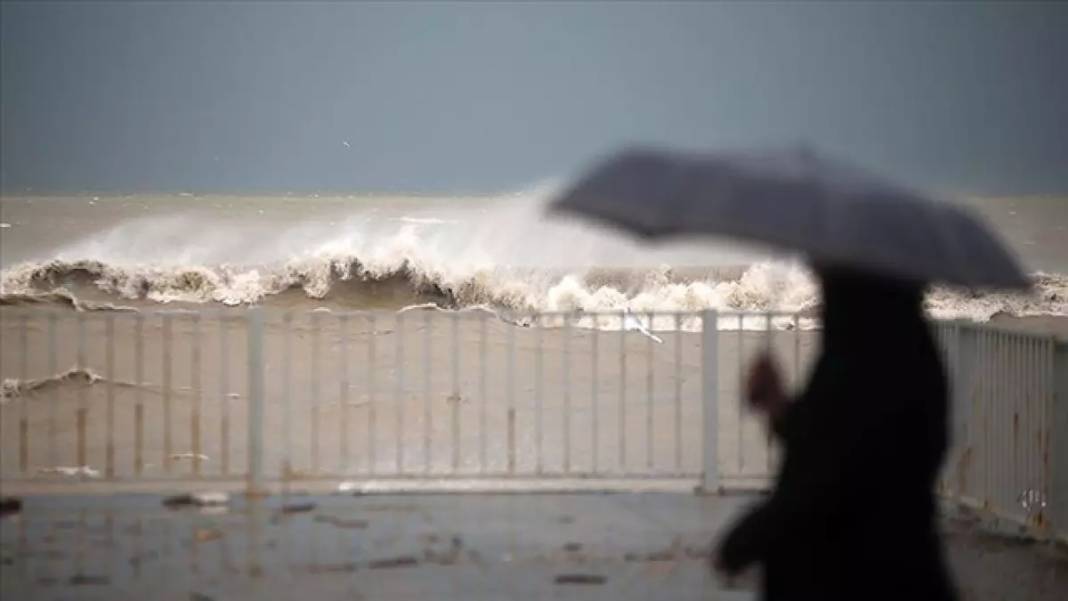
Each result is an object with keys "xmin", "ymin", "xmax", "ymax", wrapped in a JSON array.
[{"xmin": 549, "ymin": 147, "xmax": 1029, "ymax": 289}]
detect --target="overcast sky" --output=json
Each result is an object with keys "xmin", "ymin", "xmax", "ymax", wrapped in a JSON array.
[{"xmin": 2, "ymin": 1, "xmax": 1066, "ymax": 195}]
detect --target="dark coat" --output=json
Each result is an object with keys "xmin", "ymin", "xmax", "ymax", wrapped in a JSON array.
[{"xmin": 717, "ymin": 271, "xmax": 957, "ymax": 600}]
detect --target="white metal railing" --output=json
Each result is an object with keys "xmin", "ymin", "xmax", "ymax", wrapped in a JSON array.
[
  {"xmin": 1, "ymin": 307, "xmax": 1064, "ymax": 542},
  {"xmin": 932, "ymin": 322, "xmax": 1066, "ymax": 540},
  {"xmin": 0, "ymin": 310, "xmax": 255, "ymax": 482},
  {"xmin": 0, "ymin": 308, "xmax": 810, "ymax": 488},
  {"xmin": 246, "ymin": 308, "xmax": 809, "ymax": 486}
]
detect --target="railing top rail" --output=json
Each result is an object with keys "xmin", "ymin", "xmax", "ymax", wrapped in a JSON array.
[
  {"xmin": 934, "ymin": 318, "xmax": 1062, "ymax": 342},
  {"xmin": 2, "ymin": 304, "xmax": 1062, "ymax": 343},
  {"xmin": 1, "ymin": 306, "xmax": 809, "ymax": 318}
]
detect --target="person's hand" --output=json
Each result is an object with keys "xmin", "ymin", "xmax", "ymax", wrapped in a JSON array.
[
  {"xmin": 711, "ymin": 540, "xmax": 742, "ymax": 589},
  {"xmin": 711, "ymin": 547, "xmax": 731, "ymax": 580},
  {"xmin": 746, "ymin": 353, "xmax": 786, "ymax": 419}
]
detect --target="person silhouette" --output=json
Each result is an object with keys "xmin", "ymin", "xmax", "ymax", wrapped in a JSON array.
[{"xmin": 714, "ymin": 266, "xmax": 957, "ymax": 600}]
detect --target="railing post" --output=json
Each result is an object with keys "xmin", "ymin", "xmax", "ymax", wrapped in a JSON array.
[
  {"xmin": 952, "ymin": 324, "xmax": 974, "ymax": 497},
  {"xmin": 246, "ymin": 307, "xmax": 266, "ymax": 496},
  {"xmin": 945, "ymin": 323, "xmax": 964, "ymax": 497},
  {"xmin": 700, "ymin": 310, "xmax": 720, "ymax": 494}
]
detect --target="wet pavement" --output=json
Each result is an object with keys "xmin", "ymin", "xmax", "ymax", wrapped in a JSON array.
[
  {"xmin": 0, "ymin": 492, "xmax": 756, "ymax": 600},
  {"xmin": 1, "ymin": 492, "xmax": 1065, "ymax": 600}
]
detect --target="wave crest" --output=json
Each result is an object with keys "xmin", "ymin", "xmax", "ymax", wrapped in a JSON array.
[{"xmin": 2, "ymin": 255, "xmax": 1065, "ymax": 326}]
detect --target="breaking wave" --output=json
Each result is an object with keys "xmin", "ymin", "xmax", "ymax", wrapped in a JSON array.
[
  {"xmin": 0, "ymin": 286, "xmax": 139, "ymax": 312},
  {"xmin": 1, "ymin": 192, "xmax": 1064, "ymax": 328},
  {"xmin": 1, "ymin": 255, "xmax": 1065, "ymax": 326}
]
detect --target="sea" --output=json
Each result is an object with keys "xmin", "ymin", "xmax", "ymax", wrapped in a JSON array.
[{"xmin": 0, "ymin": 191, "xmax": 1065, "ymax": 332}]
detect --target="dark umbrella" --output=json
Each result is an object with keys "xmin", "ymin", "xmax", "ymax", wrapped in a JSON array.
[{"xmin": 549, "ymin": 147, "xmax": 1029, "ymax": 289}]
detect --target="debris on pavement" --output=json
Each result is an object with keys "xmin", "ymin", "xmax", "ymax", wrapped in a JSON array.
[
  {"xmin": 170, "ymin": 453, "xmax": 210, "ymax": 462},
  {"xmin": 280, "ymin": 501, "xmax": 317, "ymax": 514},
  {"xmin": 0, "ymin": 496, "xmax": 21, "ymax": 516},
  {"xmin": 193, "ymin": 528, "xmax": 224, "ymax": 543},
  {"xmin": 314, "ymin": 515, "xmax": 368, "ymax": 529},
  {"xmin": 69, "ymin": 574, "xmax": 110, "ymax": 586},
  {"xmin": 163, "ymin": 491, "xmax": 230, "ymax": 509},
  {"xmin": 554, "ymin": 573, "xmax": 606, "ymax": 585},
  {"xmin": 368, "ymin": 556, "xmax": 419, "ymax": 570}
]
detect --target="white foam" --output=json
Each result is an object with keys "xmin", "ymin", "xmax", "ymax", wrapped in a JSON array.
[
  {"xmin": 397, "ymin": 216, "xmax": 458, "ymax": 225},
  {"xmin": 2, "ymin": 251, "xmax": 1064, "ymax": 330},
  {"xmin": 0, "ymin": 188, "xmax": 1064, "ymax": 329},
  {"xmin": 37, "ymin": 466, "xmax": 101, "ymax": 479}
]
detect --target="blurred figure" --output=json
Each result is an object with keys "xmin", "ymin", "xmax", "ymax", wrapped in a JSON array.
[{"xmin": 714, "ymin": 267, "xmax": 957, "ymax": 600}]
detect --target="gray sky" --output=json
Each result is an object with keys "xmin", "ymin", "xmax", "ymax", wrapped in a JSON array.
[{"xmin": 2, "ymin": 1, "xmax": 1066, "ymax": 195}]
